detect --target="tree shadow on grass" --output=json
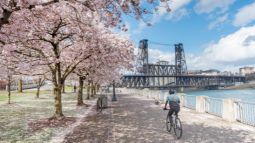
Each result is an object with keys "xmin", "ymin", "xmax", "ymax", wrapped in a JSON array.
[{"xmin": 28, "ymin": 117, "xmax": 77, "ymax": 132}]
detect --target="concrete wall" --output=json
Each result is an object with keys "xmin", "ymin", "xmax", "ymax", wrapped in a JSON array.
[{"xmin": 118, "ymin": 88, "xmax": 240, "ymax": 124}]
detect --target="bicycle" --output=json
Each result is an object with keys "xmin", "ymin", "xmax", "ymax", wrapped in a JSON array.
[{"xmin": 164, "ymin": 109, "xmax": 183, "ymax": 139}]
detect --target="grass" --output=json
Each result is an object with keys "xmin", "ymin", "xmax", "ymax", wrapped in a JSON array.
[
  {"xmin": 64, "ymin": 85, "xmax": 74, "ymax": 93},
  {"xmin": 0, "ymin": 88, "xmax": 96, "ymax": 143}
]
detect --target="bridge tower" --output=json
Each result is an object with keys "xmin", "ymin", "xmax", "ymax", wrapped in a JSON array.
[
  {"xmin": 175, "ymin": 43, "xmax": 187, "ymax": 75},
  {"xmin": 137, "ymin": 39, "xmax": 149, "ymax": 73}
]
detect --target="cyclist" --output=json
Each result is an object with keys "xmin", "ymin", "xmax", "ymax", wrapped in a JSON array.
[{"xmin": 164, "ymin": 89, "xmax": 180, "ymax": 123}]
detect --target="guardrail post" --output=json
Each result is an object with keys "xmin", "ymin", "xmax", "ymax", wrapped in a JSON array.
[
  {"xmin": 196, "ymin": 96, "xmax": 206, "ymax": 113},
  {"xmin": 179, "ymin": 94, "xmax": 185, "ymax": 107},
  {"xmin": 222, "ymin": 99, "xmax": 236, "ymax": 122}
]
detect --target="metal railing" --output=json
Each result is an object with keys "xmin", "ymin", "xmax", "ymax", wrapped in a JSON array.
[
  {"xmin": 234, "ymin": 101, "xmax": 255, "ymax": 126},
  {"xmin": 183, "ymin": 95, "xmax": 196, "ymax": 109},
  {"xmin": 166, "ymin": 93, "xmax": 255, "ymax": 127},
  {"xmin": 205, "ymin": 97, "xmax": 223, "ymax": 117}
]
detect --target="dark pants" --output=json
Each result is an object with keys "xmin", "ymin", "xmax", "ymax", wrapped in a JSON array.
[{"xmin": 168, "ymin": 106, "xmax": 180, "ymax": 122}]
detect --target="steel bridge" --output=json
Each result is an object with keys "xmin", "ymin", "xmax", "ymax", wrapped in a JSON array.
[{"xmin": 121, "ymin": 39, "xmax": 245, "ymax": 89}]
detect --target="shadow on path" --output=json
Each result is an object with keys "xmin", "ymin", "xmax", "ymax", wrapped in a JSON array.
[{"xmin": 63, "ymin": 94, "xmax": 255, "ymax": 143}]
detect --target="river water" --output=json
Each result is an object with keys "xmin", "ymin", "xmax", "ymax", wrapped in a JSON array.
[{"xmin": 184, "ymin": 89, "xmax": 255, "ymax": 102}]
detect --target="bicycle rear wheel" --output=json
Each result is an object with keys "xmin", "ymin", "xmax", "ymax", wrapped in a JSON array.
[
  {"xmin": 174, "ymin": 117, "xmax": 182, "ymax": 139},
  {"xmin": 166, "ymin": 115, "xmax": 172, "ymax": 132}
]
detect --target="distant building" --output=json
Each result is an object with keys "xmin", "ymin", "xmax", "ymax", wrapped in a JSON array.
[
  {"xmin": 188, "ymin": 70, "xmax": 202, "ymax": 75},
  {"xmin": 156, "ymin": 60, "xmax": 169, "ymax": 65},
  {"xmin": 239, "ymin": 67, "xmax": 255, "ymax": 75},
  {"xmin": 221, "ymin": 71, "xmax": 232, "ymax": 76},
  {"xmin": 201, "ymin": 69, "xmax": 220, "ymax": 75},
  {"xmin": 0, "ymin": 80, "xmax": 7, "ymax": 90},
  {"xmin": 187, "ymin": 69, "xmax": 221, "ymax": 75}
]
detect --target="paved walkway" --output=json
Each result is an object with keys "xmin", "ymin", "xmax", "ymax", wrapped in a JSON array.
[{"xmin": 62, "ymin": 93, "xmax": 255, "ymax": 143}]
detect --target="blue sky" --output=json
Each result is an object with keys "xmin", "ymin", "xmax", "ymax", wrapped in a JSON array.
[{"xmin": 122, "ymin": 0, "xmax": 255, "ymax": 72}]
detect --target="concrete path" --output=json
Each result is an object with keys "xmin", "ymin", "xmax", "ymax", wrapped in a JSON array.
[{"xmin": 62, "ymin": 93, "xmax": 255, "ymax": 143}]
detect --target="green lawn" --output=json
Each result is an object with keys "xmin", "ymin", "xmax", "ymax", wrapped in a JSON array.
[{"xmin": 0, "ymin": 89, "xmax": 95, "ymax": 143}]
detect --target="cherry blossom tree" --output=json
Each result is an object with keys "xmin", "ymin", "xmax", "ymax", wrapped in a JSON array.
[
  {"xmin": 0, "ymin": 0, "xmax": 171, "ymax": 32},
  {"xmin": 0, "ymin": 2, "xmax": 105, "ymax": 117},
  {"xmin": 35, "ymin": 75, "xmax": 47, "ymax": 98},
  {"xmin": 0, "ymin": 57, "xmax": 17, "ymax": 104},
  {"xmin": 73, "ymin": 29, "xmax": 134, "ymax": 105},
  {"xmin": 0, "ymin": 0, "xmax": 169, "ymax": 117}
]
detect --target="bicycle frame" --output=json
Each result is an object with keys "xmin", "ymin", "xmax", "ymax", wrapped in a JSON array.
[{"xmin": 165, "ymin": 110, "xmax": 182, "ymax": 139}]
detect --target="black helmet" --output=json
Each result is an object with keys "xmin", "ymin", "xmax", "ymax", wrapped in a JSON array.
[{"xmin": 169, "ymin": 89, "xmax": 175, "ymax": 94}]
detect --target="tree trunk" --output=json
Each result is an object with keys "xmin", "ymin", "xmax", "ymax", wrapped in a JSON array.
[
  {"xmin": 36, "ymin": 86, "xmax": 40, "ymax": 98},
  {"xmin": 96, "ymin": 84, "xmax": 100, "ymax": 92},
  {"xmin": 86, "ymin": 81, "xmax": 90, "ymax": 100},
  {"xmin": 93, "ymin": 85, "xmax": 96, "ymax": 96},
  {"xmin": 53, "ymin": 61, "xmax": 64, "ymax": 118},
  {"xmin": 54, "ymin": 85, "xmax": 64, "ymax": 117},
  {"xmin": 62, "ymin": 81, "xmax": 65, "ymax": 93},
  {"xmin": 112, "ymin": 81, "xmax": 117, "ymax": 101},
  {"xmin": 73, "ymin": 84, "xmax": 77, "ymax": 93},
  {"xmin": 18, "ymin": 79, "xmax": 22, "ymax": 93},
  {"xmin": 91, "ymin": 81, "xmax": 94, "ymax": 97},
  {"xmin": 77, "ymin": 77, "xmax": 84, "ymax": 106},
  {"xmin": 36, "ymin": 78, "xmax": 41, "ymax": 98},
  {"xmin": 7, "ymin": 76, "xmax": 11, "ymax": 104}
]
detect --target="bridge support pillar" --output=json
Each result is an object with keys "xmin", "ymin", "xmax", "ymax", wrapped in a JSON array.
[
  {"xmin": 177, "ymin": 87, "xmax": 184, "ymax": 93},
  {"xmin": 222, "ymin": 99, "xmax": 236, "ymax": 122},
  {"xmin": 196, "ymin": 96, "xmax": 206, "ymax": 113}
]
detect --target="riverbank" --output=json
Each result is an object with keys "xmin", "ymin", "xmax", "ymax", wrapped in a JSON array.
[{"xmin": 224, "ymin": 82, "xmax": 255, "ymax": 90}]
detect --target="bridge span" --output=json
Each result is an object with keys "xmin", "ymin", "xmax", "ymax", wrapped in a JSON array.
[
  {"xmin": 121, "ymin": 39, "xmax": 245, "ymax": 88},
  {"xmin": 121, "ymin": 74, "xmax": 245, "ymax": 88}
]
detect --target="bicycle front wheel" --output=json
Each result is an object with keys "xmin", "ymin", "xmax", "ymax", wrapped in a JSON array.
[
  {"xmin": 174, "ymin": 117, "xmax": 182, "ymax": 139},
  {"xmin": 166, "ymin": 115, "xmax": 172, "ymax": 132}
]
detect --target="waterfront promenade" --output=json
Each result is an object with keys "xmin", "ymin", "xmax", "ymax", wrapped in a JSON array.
[{"xmin": 62, "ymin": 91, "xmax": 255, "ymax": 143}]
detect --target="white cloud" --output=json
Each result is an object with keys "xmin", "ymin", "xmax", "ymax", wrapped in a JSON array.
[
  {"xmin": 233, "ymin": 1, "xmax": 255, "ymax": 27},
  {"xmin": 133, "ymin": 0, "xmax": 191, "ymax": 34},
  {"xmin": 148, "ymin": 49, "xmax": 175, "ymax": 64},
  {"xmin": 166, "ymin": 8, "xmax": 189, "ymax": 21},
  {"xmin": 202, "ymin": 25, "xmax": 255, "ymax": 62},
  {"xmin": 169, "ymin": 0, "xmax": 192, "ymax": 12},
  {"xmin": 136, "ymin": 25, "xmax": 255, "ymax": 72},
  {"xmin": 195, "ymin": 0, "xmax": 235, "ymax": 14},
  {"xmin": 157, "ymin": 0, "xmax": 191, "ymax": 20},
  {"xmin": 133, "ymin": 20, "xmax": 148, "ymax": 34},
  {"xmin": 208, "ymin": 14, "xmax": 228, "ymax": 30},
  {"xmin": 188, "ymin": 25, "xmax": 255, "ymax": 71}
]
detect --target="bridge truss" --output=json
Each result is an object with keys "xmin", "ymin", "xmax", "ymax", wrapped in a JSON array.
[
  {"xmin": 121, "ymin": 39, "xmax": 245, "ymax": 89},
  {"xmin": 121, "ymin": 75, "xmax": 245, "ymax": 88}
]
